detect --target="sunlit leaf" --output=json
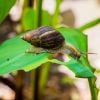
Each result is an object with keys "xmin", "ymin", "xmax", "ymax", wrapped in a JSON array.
[
  {"xmin": 0, "ymin": 37, "xmax": 51, "ymax": 75},
  {"xmin": 57, "ymin": 27, "xmax": 94, "ymax": 77},
  {"xmin": 49, "ymin": 58, "xmax": 94, "ymax": 78},
  {"xmin": 57, "ymin": 27, "xmax": 87, "ymax": 52},
  {"xmin": 0, "ymin": 0, "xmax": 16, "ymax": 23},
  {"xmin": 0, "ymin": 27, "xmax": 94, "ymax": 77},
  {"xmin": 22, "ymin": 8, "xmax": 51, "ymax": 31},
  {"xmin": 21, "ymin": 8, "xmax": 37, "ymax": 30},
  {"xmin": 42, "ymin": 10, "xmax": 51, "ymax": 26}
]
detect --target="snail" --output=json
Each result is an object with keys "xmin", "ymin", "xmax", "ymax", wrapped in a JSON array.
[{"xmin": 21, "ymin": 26, "xmax": 81, "ymax": 58}]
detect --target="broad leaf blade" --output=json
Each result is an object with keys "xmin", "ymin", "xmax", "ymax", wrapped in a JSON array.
[
  {"xmin": 42, "ymin": 10, "xmax": 51, "ymax": 26},
  {"xmin": 57, "ymin": 27, "xmax": 87, "ymax": 52},
  {"xmin": 49, "ymin": 58, "xmax": 94, "ymax": 78},
  {"xmin": 0, "ymin": 27, "xmax": 94, "ymax": 78},
  {"xmin": 21, "ymin": 8, "xmax": 51, "ymax": 31},
  {"xmin": 0, "ymin": 0, "xmax": 16, "ymax": 23},
  {"xmin": 0, "ymin": 37, "xmax": 50, "ymax": 75},
  {"xmin": 24, "ymin": 27, "xmax": 94, "ymax": 77},
  {"xmin": 57, "ymin": 27, "xmax": 94, "ymax": 77},
  {"xmin": 21, "ymin": 8, "xmax": 37, "ymax": 30}
]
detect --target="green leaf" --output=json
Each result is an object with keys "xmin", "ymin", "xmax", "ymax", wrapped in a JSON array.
[
  {"xmin": 0, "ymin": 27, "xmax": 94, "ymax": 78},
  {"xmin": 0, "ymin": 0, "xmax": 16, "ymax": 23},
  {"xmin": 21, "ymin": 8, "xmax": 37, "ymax": 30},
  {"xmin": 0, "ymin": 37, "xmax": 51, "ymax": 75},
  {"xmin": 52, "ymin": 0, "xmax": 62, "ymax": 26},
  {"xmin": 57, "ymin": 27, "xmax": 94, "ymax": 77},
  {"xmin": 41, "ymin": 10, "xmax": 51, "ymax": 26},
  {"xmin": 57, "ymin": 27, "xmax": 87, "ymax": 52},
  {"xmin": 21, "ymin": 8, "xmax": 51, "ymax": 31},
  {"xmin": 49, "ymin": 58, "xmax": 94, "ymax": 78}
]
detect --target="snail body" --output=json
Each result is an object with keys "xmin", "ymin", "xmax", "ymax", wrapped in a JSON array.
[{"xmin": 21, "ymin": 26, "xmax": 81, "ymax": 58}]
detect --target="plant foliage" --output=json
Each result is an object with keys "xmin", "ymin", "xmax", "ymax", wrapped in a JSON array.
[
  {"xmin": 0, "ymin": 0, "xmax": 16, "ymax": 23},
  {"xmin": 0, "ymin": 27, "xmax": 94, "ymax": 77}
]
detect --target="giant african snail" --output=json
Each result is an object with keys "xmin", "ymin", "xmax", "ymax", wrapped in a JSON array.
[{"xmin": 21, "ymin": 26, "xmax": 81, "ymax": 58}]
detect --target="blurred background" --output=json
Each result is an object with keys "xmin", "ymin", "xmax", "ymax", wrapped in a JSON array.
[{"xmin": 0, "ymin": 0, "xmax": 100, "ymax": 100}]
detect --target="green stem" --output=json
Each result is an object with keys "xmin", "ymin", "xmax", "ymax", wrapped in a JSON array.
[
  {"xmin": 79, "ymin": 18, "xmax": 100, "ymax": 100},
  {"xmin": 88, "ymin": 78, "xmax": 98, "ymax": 100},
  {"xmin": 52, "ymin": 0, "xmax": 62, "ymax": 26},
  {"xmin": 22, "ymin": 1, "xmax": 35, "ymax": 100},
  {"xmin": 34, "ymin": 0, "xmax": 43, "ymax": 100},
  {"xmin": 31, "ymin": 71, "xmax": 35, "ymax": 100},
  {"xmin": 87, "ymin": 62, "xmax": 98, "ymax": 100},
  {"xmin": 23, "ymin": 0, "xmax": 34, "ymax": 8},
  {"xmin": 36, "ymin": 0, "xmax": 42, "ymax": 27},
  {"xmin": 39, "ymin": 62, "xmax": 51, "ymax": 100},
  {"xmin": 79, "ymin": 18, "xmax": 100, "ymax": 31}
]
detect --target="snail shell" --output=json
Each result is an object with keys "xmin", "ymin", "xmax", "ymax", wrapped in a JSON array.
[
  {"xmin": 22, "ymin": 26, "xmax": 65, "ymax": 50},
  {"xmin": 21, "ymin": 26, "xmax": 81, "ymax": 58}
]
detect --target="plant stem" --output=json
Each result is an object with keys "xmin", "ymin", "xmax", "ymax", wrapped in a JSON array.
[
  {"xmin": 52, "ymin": 0, "xmax": 62, "ymax": 26},
  {"xmin": 79, "ymin": 18, "xmax": 100, "ymax": 31},
  {"xmin": 78, "ymin": 19, "xmax": 100, "ymax": 100},
  {"xmin": 36, "ymin": 0, "xmax": 42, "ymax": 27},
  {"xmin": 39, "ymin": 62, "xmax": 51, "ymax": 100},
  {"xmin": 87, "ymin": 62, "xmax": 98, "ymax": 100},
  {"xmin": 88, "ymin": 78, "xmax": 98, "ymax": 100},
  {"xmin": 23, "ymin": 0, "xmax": 34, "ymax": 8},
  {"xmin": 34, "ymin": 0, "xmax": 43, "ymax": 100}
]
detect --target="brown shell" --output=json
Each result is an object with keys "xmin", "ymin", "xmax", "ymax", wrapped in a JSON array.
[{"xmin": 22, "ymin": 26, "xmax": 65, "ymax": 50}]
